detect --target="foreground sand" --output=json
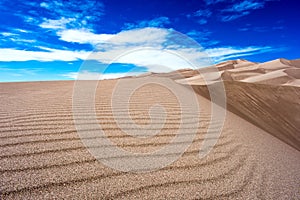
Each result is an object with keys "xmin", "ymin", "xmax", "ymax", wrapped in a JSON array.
[{"xmin": 0, "ymin": 76, "xmax": 299, "ymax": 199}]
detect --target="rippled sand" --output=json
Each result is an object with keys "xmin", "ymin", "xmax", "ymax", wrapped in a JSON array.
[{"xmin": 0, "ymin": 76, "xmax": 299, "ymax": 199}]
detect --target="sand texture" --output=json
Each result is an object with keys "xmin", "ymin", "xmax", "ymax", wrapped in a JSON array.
[{"xmin": 0, "ymin": 58, "xmax": 300, "ymax": 199}]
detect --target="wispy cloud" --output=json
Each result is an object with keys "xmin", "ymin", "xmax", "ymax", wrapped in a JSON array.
[
  {"xmin": 186, "ymin": 9, "xmax": 212, "ymax": 25},
  {"xmin": 194, "ymin": 9, "xmax": 212, "ymax": 18},
  {"xmin": 57, "ymin": 27, "xmax": 169, "ymax": 48},
  {"xmin": 206, "ymin": 46, "xmax": 281, "ymax": 62},
  {"xmin": 39, "ymin": 17, "xmax": 76, "ymax": 30},
  {"xmin": 186, "ymin": 30, "xmax": 212, "ymax": 40},
  {"xmin": 0, "ymin": 0, "xmax": 106, "ymax": 52},
  {"xmin": 186, "ymin": 30, "xmax": 219, "ymax": 47},
  {"xmin": 38, "ymin": 0, "xmax": 104, "ymax": 29},
  {"xmin": 0, "ymin": 48, "xmax": 89, "ymax": 62},
  {"xmin": 123, "ymin": 17, "xmax": 170, "ymax": 29},
  {"xmin": 204, "ymin": 0, "xmax": 227, "ymax": 5},
  {"xmin": 57, "ymin": 29, "xmax": 114, "ymax": 45},
  {"xmin": 14, "ymin": 29, "xmax": 31, "ymax": 33},
  {"xmin": 0, "ymin": 31, "xmax": 38, "ymax": 49},
  {"xmin": 238, "ymin": 25, "xmax": 284, "ymax": 32},
  {"xmin": 3, "ymin": 0, "xmax": 104, "ymax": 30},
  {"xmin": 238, "ymin": 26, "xmax": 268, "ymax": 32},
  {"xmin": 61, "ymin": 71, "xmax": 143, "ymax": 80},
  {"xmin": 224, "ymin": 0, "xmax": 265, "ymax": 12},
  {"xmin": 221, "ymin": 0, "xmax": 275, "ymax": 21},
  {"xmin": 196, "ymin": 0, "xmax": 277, "ymax": 22},
  {"xmin": 0, "ymin": 32, "xmax": 18, "ymax": 37},
  {"xmin": 0, "ymin": 28, "xmax": 170, "ymax": 64},
  {"xmin": 221, "ymin": 12, "xmax": 250, "ymax": 22}
]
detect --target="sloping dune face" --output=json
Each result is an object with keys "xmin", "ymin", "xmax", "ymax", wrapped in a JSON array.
[
  {"xmin": 0, "ymin": 78, "xmax": 299, "ymax": 199},
  {"xmin": 192, "ymin": 82, "xmax": 300, "ymax": 151},
  {"xmin": 176, "ymin": 58, "xmax": 300, "ymax": 151}
]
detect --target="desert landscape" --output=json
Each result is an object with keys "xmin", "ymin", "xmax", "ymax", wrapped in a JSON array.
[{"xmin": 0, "ymin": 58, "xmax": 299, "ymax": 199}]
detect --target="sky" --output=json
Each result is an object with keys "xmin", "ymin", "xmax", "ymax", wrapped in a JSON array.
[{"xmin": 0, "ymin": 0, "xmax": 299, "ymax": 82}]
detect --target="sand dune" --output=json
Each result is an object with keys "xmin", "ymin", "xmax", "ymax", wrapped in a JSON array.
[
  {"xmin": 173, "ymin": 58, "xmax": 300, "ymax": 151},
  {"xmin": 0, "ymin": 58, "xmax": 300, "ymax": 199}
]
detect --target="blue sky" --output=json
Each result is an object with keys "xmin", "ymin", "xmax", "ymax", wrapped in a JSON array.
[{"xmin": 0, "ymin": 0, "xmax": 299, "ymax": 82}]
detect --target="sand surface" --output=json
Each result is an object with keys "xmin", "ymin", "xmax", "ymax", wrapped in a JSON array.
[{"xmin": 0, "ymin": 70, "xmax": 299, "ymax": 199}]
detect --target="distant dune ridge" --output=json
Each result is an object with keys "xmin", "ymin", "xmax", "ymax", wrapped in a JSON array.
[
  {"xmin": 0, "ymin": 58, "xmax": 299, "ymax": 199},
  {"xmin": 172, "ymin": 58, "xmax": 300, "ymax": 86}
]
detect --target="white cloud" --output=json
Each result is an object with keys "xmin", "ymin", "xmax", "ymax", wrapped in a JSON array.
[
  {"xmin": 40, "ymin": 17, "xmax": 76, "ymax": 29},
  {"xmin": 0, "ymin": 48, "xmax": 90, "ymax": 62},
  {"xmin": 1, "ymin": 32, "xmax": 18, "ymax": 37},
  {"xmin": 111, "ymin": 48, "xmax": 204, "ymax": 72},
  {"xmin": 61, "ymin": 71, "xmax": 142, "ymax": 80},
  {"xmin": 61, "ymin": 28, "xmax": 210, "ymax": 70},
  {"xmin": 0, "ymin": 28, "xmax": 170, "ymax": 62},
  {"xmin": 0, "ymin": 30, "xmax": 38, "ymax": 47},
  {"xmin": 57, "ymin": 27, "xmax": 169, "ymax": 47},
  {"xmin": 85, "ymin": 47, "xmax": 209, "ymax": 72},
  {"xmin": 0, "ymin": 28, "xmax": 280, "ymax": 68},
  {"xmin": 0, "ymin": 44, "xmax": 279, "ymax": 65},
  {"xmin": 40, "ymin": 2, "xmax": 50, "ymax": 9},
  {"xmin": 14, "ymin": 29, "xmax": 30, "ymax": 33},
  {"xmin": 109, "ymin": 28, "xmax": 169, "ymax": 45},
  {"xmin": 58, "ymin": 29, "xmax": 114, "ymax": 44},
  {"xmin": 206, "ymin": 46, "xmax": 274, "ymax": 62},
  {"xmin": 10, "ymin": 38, "xmax": 36, "ymax": 43}
]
